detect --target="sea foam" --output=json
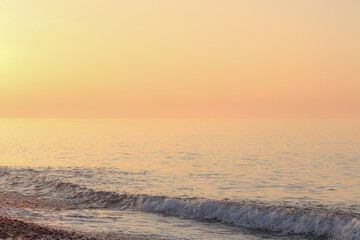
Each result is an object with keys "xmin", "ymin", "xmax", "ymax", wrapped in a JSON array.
[{"xmin": 1, "ymin": 168, "xmax": 359, "ymax": 239}]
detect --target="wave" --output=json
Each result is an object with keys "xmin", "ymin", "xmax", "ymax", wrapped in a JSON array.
[
  {"xmin": 138, "ymin": 197, "xmax": 360, "ymax": 239},
  {"xmin": 1, "ymin": 168, "xmax": 359, "ymax": 239}
]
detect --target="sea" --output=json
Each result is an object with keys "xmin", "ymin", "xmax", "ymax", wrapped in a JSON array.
[{"xmin": 0, "ymin": 119, "xmax": 359, "ymax": 239}]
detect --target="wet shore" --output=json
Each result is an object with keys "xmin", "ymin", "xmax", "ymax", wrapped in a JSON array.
[
  {"xmin": 0, "ymin": 215, "xmax": 161, "ymax": 240},
  {"xmin": 0, "ymin": 192, "xmax": 158, "ymax": 240},
  {"xmin": 0, "ymin": 215, "xmax": 95, "ymax": 240}
]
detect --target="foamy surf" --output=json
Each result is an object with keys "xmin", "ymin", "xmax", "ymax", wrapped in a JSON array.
[
  {"xmin": 137, "ymin": 196, "xmax": 360, "ymax": 239},
  {"xmin": 1, "ymin": 168, "xmax": 359, "ymax": 239}
]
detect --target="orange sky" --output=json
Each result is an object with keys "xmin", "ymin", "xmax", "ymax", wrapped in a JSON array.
[{"xmin": 1, "ymin": 0, "xmax": 359, "ymax": 118}]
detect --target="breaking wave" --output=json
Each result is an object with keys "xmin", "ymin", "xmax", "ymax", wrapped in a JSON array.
[{"xmin": 1, "ymin": 168, "xmax": 359, "ymax": 239}]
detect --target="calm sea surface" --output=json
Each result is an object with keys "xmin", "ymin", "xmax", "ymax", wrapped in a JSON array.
[{"xmin": 0, "ymin": 119, "xmax": 359, "ymax": 239}]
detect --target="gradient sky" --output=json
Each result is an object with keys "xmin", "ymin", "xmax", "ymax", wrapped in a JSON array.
[{"xmin": 1, "ymin": 0, "xmax": 359, "ymax": 118}]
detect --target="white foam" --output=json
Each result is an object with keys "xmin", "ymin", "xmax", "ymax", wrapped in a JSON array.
[
  {"xmin": 135, "ymin": 196, "xmax": 360, "ymax": 240},
  {"xmin": 1, "ymin": 168, "xmax": 360, "ymax": 239}
]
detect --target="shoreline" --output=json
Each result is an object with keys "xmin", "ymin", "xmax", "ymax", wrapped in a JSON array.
[
  {"xmin": 0, "ymin": 192, "xmax": 159, "ymax": 240},
  {"xmin": 0, "ymin": 215, "xmax": 162, "ymax": 240},
  {"xmin": 0, "ymin": 215, "xmax": 95, "ymax": 240}
]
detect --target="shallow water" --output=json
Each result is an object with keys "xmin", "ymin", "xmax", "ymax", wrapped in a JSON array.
[{"xmin": 0, "ymin": 119, "xmax": 359, "ymax": 239}]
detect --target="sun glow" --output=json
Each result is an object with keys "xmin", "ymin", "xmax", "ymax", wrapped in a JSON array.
[{"xmin": 0, "ymin": 0, "xmax": 359, "ymax": 118}]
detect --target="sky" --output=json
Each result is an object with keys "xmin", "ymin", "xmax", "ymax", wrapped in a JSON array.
[{"xmin": 0, "ymin": 0, "xmax": 359, "ymax": 118}]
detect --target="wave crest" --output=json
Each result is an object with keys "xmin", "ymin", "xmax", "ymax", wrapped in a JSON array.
[{"xmin": 1, "ymin": 168, "xmax": 359, "ymax": 239}]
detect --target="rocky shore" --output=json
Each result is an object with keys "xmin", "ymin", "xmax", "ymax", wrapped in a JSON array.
[
  {"xmin": 0, "ymin": 192, "xmax": 158, "ymax": 240},
  {"xmin": 0, "ymin": 215, "xmax": 162, "ymax": 240},
  {"xmin": 0, "ymin": 215, "xmax": 96, "ymax": 240}
]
